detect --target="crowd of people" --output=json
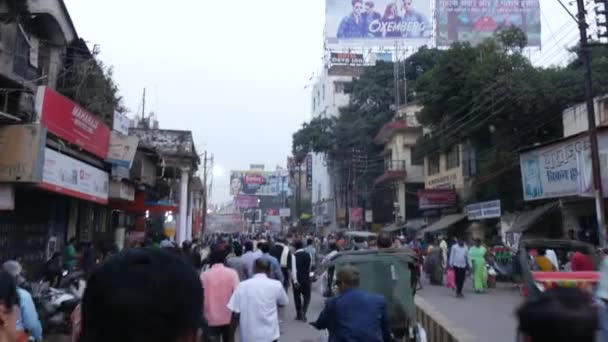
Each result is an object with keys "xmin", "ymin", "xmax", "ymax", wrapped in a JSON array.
[{"xmin": 0, "ymin": 230, "xmax": 606, "ymax": 341}]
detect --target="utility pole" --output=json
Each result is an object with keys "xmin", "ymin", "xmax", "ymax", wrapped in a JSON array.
[
  {"xmin": 201, "ymin": 151, "xmax": 208, "ymax": 234},
  {"xmin": 577, "ymin": 0, "xmax": 607, "ymax": 247},
  {"xmin": 141, "ymin": 88, "xmax": 146, "ymax": 122}
]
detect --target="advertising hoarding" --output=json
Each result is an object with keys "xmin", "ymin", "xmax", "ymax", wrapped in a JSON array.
[
  {"xmin": 436, "ymin": 0, "xmax": 541, "ymax": 47},
  {"xmin": 40, "ymin": 148, "xmax": 109, "ymax": 204},
  {"xmin": 326, "ymin": 0, "xmax": 432, "ymax": 46},
  {"xmin": 107, "ymin": 132, "xmax": 138, "ymax": 168},
  {"xmin": 230, "ymin": 170, "xmax": 287, "ymax": 196},
  {"xmin": 0, "ymin": 124, "xmax": 46, "ymax": 182},
  {"xmin": 330, "ymin": 52, "xmax": 365, "ymax": 65},
  {"xmin": 36, "ymin": 86, "xmax": 111, "ymax": 159},
  {"xmin": 418, "ymin": 189, "xmax": 457, "ymax": 210},
  {"xmin": 466, "ymin": 200, "xmax": 501, "ymax": 220},
  {"xmin": 520, "ymin": 135, "xmax": 591, "ymax": 201}
]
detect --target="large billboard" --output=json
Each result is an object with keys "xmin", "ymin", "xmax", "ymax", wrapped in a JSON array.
[
  {"xmin": 436, "ymin": 0, "xmax": 541, "ymax": 47},
  {"xmin": 326, "ymin": 0, "xmax": 432, "ymax": 46},
  {"xmin": 230, "ymin": 170, "xmax": 291, "ymax": 197}
]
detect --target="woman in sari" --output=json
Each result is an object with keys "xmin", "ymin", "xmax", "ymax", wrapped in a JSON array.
[{"xmin": 469, "ymin": 238, "xmax": 488, "ymax": 293}]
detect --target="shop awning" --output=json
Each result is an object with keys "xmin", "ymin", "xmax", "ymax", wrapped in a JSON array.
[
  {"xmin": 504, "ymin": 202, "xmax": 559, "ymax": 233},
  {"xmin": 417, "ymin": 213, "xmax": 467, "ymax": 236}
]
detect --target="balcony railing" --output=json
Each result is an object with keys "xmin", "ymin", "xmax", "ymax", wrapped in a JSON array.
[{"xmin": 384, "ymin": 160, "xmax": 407, "ymax": 172}]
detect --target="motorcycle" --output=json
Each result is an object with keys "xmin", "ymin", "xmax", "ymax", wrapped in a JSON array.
[{"xmin": 32, "ymin": 270, "xmax": 86, "ymax": 334}]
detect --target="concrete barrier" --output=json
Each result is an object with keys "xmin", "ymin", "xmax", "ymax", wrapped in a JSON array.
[{"xmin": 415, "ymin": 297, "xmax": 476, "ymax": 342}]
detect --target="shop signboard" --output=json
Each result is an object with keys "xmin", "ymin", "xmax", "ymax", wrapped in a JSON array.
[
  {"xmin": 0, "ymin": 124, "xmax": 46, "ymax": 182},
  {"xmin": 330, "ymin": 52, "xmax": 365, "ymax": 65},
  {"xmin": 466, "ymin": 200, "xmax": 501, "ymax": 220},
  {"xmin": 0, "ymin": 185, "xmax": 15, "ymax": 210},
  {"xmin": 520, "ymin": 135, "xmax": 594, "ymax": 201},
  {"xmin": 234, "ymin": 195, "xmax": 259, "ymax": 209},
  {"xmin": 113, "ymin": 112, "xmax": 131, "ymax": 136},
  {"xmin": 306, "ymin": 154, "xmax": 313, "ymax": 191},
  {"xmin": 107, "ymin": 132, "xmax": 138, "ymax": 168},
  {"xmin": 40, "ymin": 148, "xmax": 109, "ymax": 204},
  {"xmin": 109, "ymin": 180, "xmax": 135, "ymax": 201},
  {"xmin": 325, "ymin": 0, "xmax": 432, "ymax": 46},
  {"xmin": 36, "ymin": 86, "xmax": 111, "ymax": 159},
  {"xmin": 436, "ymin": 0, "xmax": 541, "ymax": 47},
  {"xmin": 418, "ymin": 189, "xmax": 457, "ymax": 210},
  {"xmin": 365, "ymin": 209, "xmax": 373, "ymax": 223},
  {"xmin": 349, "ymin": 207, "xmax": 364, "ymax": 229},
  {"xmin": 279, "ymin": 208, "xmax": 291, "ymax": 217}
]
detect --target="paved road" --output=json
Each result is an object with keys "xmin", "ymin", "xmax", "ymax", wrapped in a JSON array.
[
  {"xmin": 418, "ymin": 278, "xmax": 522, "ymax": 342},
  {"xmin": 280, "ymin": 282, "xmax": 327, "ymax": 342}
]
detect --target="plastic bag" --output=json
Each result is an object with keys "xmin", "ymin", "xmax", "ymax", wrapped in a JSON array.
[{"xmin": 446, "ymin": 268, "xmax": 455, "ymax": 289}]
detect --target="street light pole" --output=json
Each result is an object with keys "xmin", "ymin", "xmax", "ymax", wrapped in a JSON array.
[{"xmin": 577, "ymin": 0, "xmax": 607, "ymax": 247}]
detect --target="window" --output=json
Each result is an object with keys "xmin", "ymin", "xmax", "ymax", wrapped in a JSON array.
[
  {"xmin": 334, "ymin": 81, "xmax": 346, "ymax": 93},
  {"xmin": 427, "ymin": 153, "xmax": 440, "ymax": 175},
  {"xmin": 446, "ymin": 145, "xmax": 460, "ymax": 169},
  {"xmin": 410, "ymin": 145, "xmax": 423, "ymax": 166}
]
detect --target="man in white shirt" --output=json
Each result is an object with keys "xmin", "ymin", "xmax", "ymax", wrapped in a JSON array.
[
  {"xmin": 449, "ymin": 237, "xmax": 469, "ymax": 298},
  {"xmin": 227, "ymin": 257, "xmax": 288, "ymax": 342}
]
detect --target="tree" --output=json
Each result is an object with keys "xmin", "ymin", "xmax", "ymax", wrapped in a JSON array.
[{"xmin": 58, "ymin": 49, "xmax": 127, "ymax": 127}]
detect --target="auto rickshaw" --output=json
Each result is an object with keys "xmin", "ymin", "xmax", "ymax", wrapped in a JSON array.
[
  {"xmin": 326, "ymin": 247, "xmax": 426, "ymax": 342},
  {"xmin": 518, "ymin": 239, "xmax": 600, "ymax": 300}
]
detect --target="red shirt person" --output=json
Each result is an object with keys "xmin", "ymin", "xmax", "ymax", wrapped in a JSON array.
[{"xmin": 571, "ymin": 252, "xmax": 595, "ymax": 271}]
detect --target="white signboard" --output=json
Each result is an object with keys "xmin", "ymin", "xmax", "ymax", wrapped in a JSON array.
[
  {"xmin": 0, "ymin": 184, "xmax": 15, "ymax": 210},
  {"xmin": 107, "ymin": 132, "xmax": 138, "ymax": 168},
  {"xmin": 109, "ymin": 180, "xmax": 135, "ymax": 201},
  {"xmin": 467, "ymin": 200, "xmax": 501, "ymax": 220},
  {"xmin": 520, "ymin": 135, "xmax": 591, "ymax": 201},
  {"xmin": 113, "ymin": 112, "xmax": 130, "ymax": 136},
  {"xmin": 279, "ymin": 208, "xmax": 291, "ymax": 217},
  {"xmin": 365, "ymin": 210, "xmax": 373, "ymax": 223},
  {"xmin": 40, "ymin": 148, "xmax": 109, "ymax": 204}
]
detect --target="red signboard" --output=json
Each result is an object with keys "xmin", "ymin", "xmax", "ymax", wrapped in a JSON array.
[
  {"xmin": 234, "ymin": 195, "xmax": 259, "ymax": 209},
  {"xmin": 418, "ymin": 189, "xmax": 457, "ymax": 210},
  {"xmin": 36, "ymin": 86, "xmax": 110, "ymax": 159}
]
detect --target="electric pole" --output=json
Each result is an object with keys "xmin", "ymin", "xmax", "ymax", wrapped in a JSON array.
[
  {"xmin": 577, "ymin": 0, "xmax": 607, "ymax": 247},
  {"xmin": 201, "ymin": 151, "xmax": 208, "ymax": 233}
]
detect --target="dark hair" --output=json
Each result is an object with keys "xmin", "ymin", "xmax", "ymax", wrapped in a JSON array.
[
  {"xmin": 69, "ymin": 237, "xmax": 77, "ymax": 244},
  {"xmin": 79, "ymin": 249, "xmax": 203, "ymax": 342},
  {"xmin": 259, "ymin": 242, "xmax": 270, "ymax": 254},
  {"xmin": 516, "ymin": 288, "xmax": 597, "ymax": 342},
  {"xmin": 307, "ymin": 238, "xmax": 313, "ymax": 245},
  {"xmin": 0, "ymin": 271, "xmax": 18, "ymax": 310},
  {"xmin": 210, "ymin": 247, "xmax": 228, "ymax": 265},
  {"xmin": 537, "ymin": 248, "xmax": 547, "ymax": 256},
  {"xmin": 254, "ymin": 258, "xmax": 270, "ymax": 274},
  {"xmin": 364, "ymin": 1, "xmax": 374, "ymax": 7},
  {"xmin": 378, "ymin": 232, "xmax": 393, "ymax": 248},
  {"xmin": 352, "ymin": 0, "xmax": 362, "ymax": 5},
  {"xmin": 293, "ymin": 240, "xmax": 304, "ymax": 250},
  {"xmin": 244, "ymin": 241, "xmax": 254, "ymax": 252},
  {"xmin": 329, "ymin": 242, "xmax": 338, "ymax": 251}
]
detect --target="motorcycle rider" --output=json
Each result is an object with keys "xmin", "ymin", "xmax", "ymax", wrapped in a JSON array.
[{"xmin": 2, "ymin": 261, "xmax": 42, "ymax": 342}]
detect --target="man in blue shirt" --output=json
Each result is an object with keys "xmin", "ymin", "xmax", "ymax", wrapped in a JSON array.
[
  {"xmin": 311, "ymin": 265, "xmax": 391, "ymax": 342},
  {"xmin": 401, "ymin": 0, "xmax": 431, "ymax": 38},
  {"xmin": 337, "ymin": 0, "xmax": 366, "ymax": 38},
  {"xmin": 257, "ymin": 242, "xmax": 284, "ymax": 283}
]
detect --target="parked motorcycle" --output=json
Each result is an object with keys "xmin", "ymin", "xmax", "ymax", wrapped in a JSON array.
[{"xmin": 32, "ymin": 270, "xmax": 86, "ymax": 334}]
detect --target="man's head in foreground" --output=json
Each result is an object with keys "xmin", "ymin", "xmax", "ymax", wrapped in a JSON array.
[
  {"xmin": 79, "ymin": 248, "xmax": 203, "ymax": 342},
  {"xmin": 516, "ymin": 287, "xmax": 597, "ymax": 342}
]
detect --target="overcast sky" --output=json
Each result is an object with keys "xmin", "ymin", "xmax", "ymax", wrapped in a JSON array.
[{"xmin": 64, "ymin": 0, "xmax": 580, "ymax": 204}]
